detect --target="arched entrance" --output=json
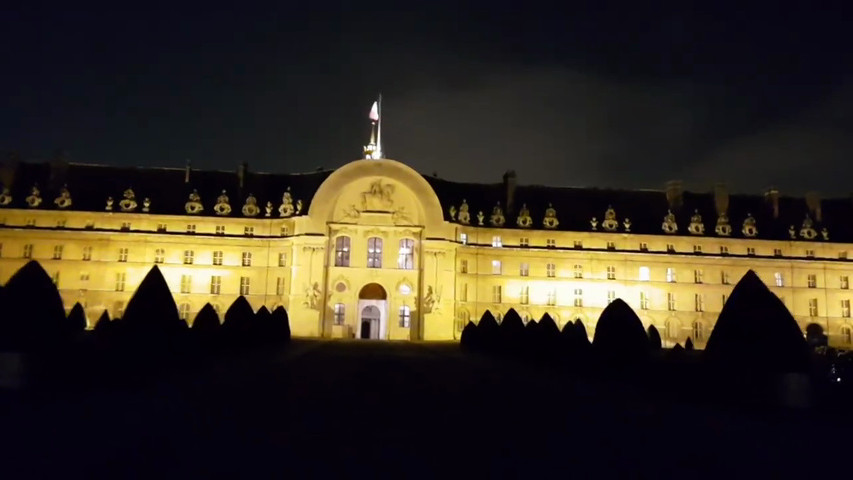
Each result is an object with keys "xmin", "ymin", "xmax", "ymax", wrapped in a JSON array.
[{"xmin": 358, "ymin": 283, "xmax": 387, "ymax": 340}]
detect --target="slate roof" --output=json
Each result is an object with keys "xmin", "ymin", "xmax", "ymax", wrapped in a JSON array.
[{"xmin": 2, "ymin": 161, "xmax": 852, "ymax": 243}]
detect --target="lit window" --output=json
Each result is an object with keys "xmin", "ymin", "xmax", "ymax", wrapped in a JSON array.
[
  {"xmin": 280, "ymin": 226, "xmax": 288, "ymax": 237},
  {"xmin": 459, "ymin": 283, "xmax": 468, "ymax": 302},
  {"xmin": 80, "ymin": 272, "xmax": 89, "ymax": 282},
  {"xmin": 639, "ymin": 242, "xmax": 648, "ymax": 252},
  {"xmin": 842, "ymin": 300, "xmax": 851, "ymax": 318},
  {"xmin": 520, "ymin": 286, "xmax": 529, "ymax": 305},
  {"xmin": 367, "ymin": 237, "xmax": 383, "ymax": 268},
  {"xmin": 808, "ymin": 274, "xmax": 817, "ymax": 288},
  {"xmin": 336, "ymin": 237, "xmax": 351, "ymax": 267},
  {"xmin": 53, "ymin": 245, "xmax": 63, "ymax": 260},
  {"xmin": 183, "ymin": 250, "xmax": 194, "ymax": 265},
  {"xmin": 85, "ymin": 220, "xmax": 95, "ymax": 229},
  {"xmin": 519, "ymin": 263, "xmax": 529, "ymax": 277},
  {"xmin": 607, "ymin": 241, "xmax": 615, "ymax": 250},
  {"xmin": 720, "ymin": 246, "xmax": 729, "ymax": 255},
  {"xmin": 747, "ymin": 247, "xmax": 756, "ymax": 256},
  {"xmin": 216, "ymin": 225, "xmax": 225, "ymax": 235},
  {"xmin": 666, "ymin": 267, "xmax": 676, "ymax": 283},
  {"xmin": 606, "ymin": 265, "xmax": 616, "ymax": 280},
  {"xmin": 840, "ymin": 251, "xmax": 848, "ymax": 260},
  {"xmin": 157, "ymin": 223, "xmax": 167, "ymax": 233},
  {"xmin": 115, "ymin": 272, "xmax": 126, "ymax": 292},
  {"xmin": 244, "ymin": 226, "xmax": 254, "ymax": 237},
  {"xmin": 722, "ymin": 271, "xmax": 730, "ymax": 285},
  {"xmin": 573, "ymin": 240, "xmax": 583, "ymax": 249},
  {"xmin": 492, "ymin": 285, "xmax": 502, "ymax": 303},
  {"xmin": 774, "ymin": 272, "xmax": 783, "ymax": 287},
  {"xmin": 82, "ymin": 246, "xmax": 92, "ymax": 261},
  {"xmin": 607, "ymin": 290, "xmax": 616, "ymax": 305},
  {"xmin": 809, "ymin": 298, "xmax": 818, "ymax": 317},
  {"xmin": 179, "ymin": 303, "xmax": 191, "ymax": 321},
  {"xmin": 667, "ymin": 292, "xmax": 676, "ymax": 311},
  {"xmin": 180, "ymin": 275, "xmax": 192, "ymax": 294},
  {"xmin": 212, "ymin": 251, "xmax": 223, "ymax": 265},
  {"xmin": 276, "ymin": 277, "xmax": 285, "ymax": 295},
  {"xmin": 459, "ymin": 233, "xmax": 468, "ymax": 245},
  {"xmin": 695, "ymin": 294, "xmax": 704, "ymax": 312},
  {"xmin": 694, "ymin": 269, "xmax": 703, "ymax": 284},
  {"xmin": 186, "ymin": 224, "xmax": 196, "ymax": 234},
  {"xmin": 806, "ymin": 249, "xmax": 815, "ymax": 258},
  {"xmin": 460, "ymin": 259, "xmax": 468, "ymax": 274},
  {"xmin": 842, "ymin": 276, "xmax": 849, "ymax": 290},
  {"xmin": 22, "ymin": 244, "xmax": 33, "ymax": 259},
  {"xmin": 547, "ymin": 263, "xmax": 556, "ymax": 278},
  {"xmin": 492, "ymin": 260, "xmax": 502, "ymax": 275},
  {"xmin": 573, "ymin": 289, "xmax": 583, "ymax": 307},
  {"xmin": 639, "ymin": 292, "xmax": 649, "ymax": 310},
  {"xmin": 546, "ymin": 239, "xmax": 556, "ymax": 248},
  {"xmin": 118, "ymin": 248, "xmax": 128, "ymax": 262},
  {"xmin": 121, "ymin": 222, "xmax": 131, "ymax": 231},
  {"xmin": 240, "ymin": 277, "xmax": 250, "ymax": 296},
  {"xmin": 573, "ymin": 264, "xmax": 583, "ymax": 279},
  {"xmin": 692, "ymin": 321, "xmax": 705, "ymax": 341},
  {"xmin": 693, "ymin": 245, "xmax": 702, "ymax": 253},
  {"xmin": 154, "ymin": 248, "xmax": 165, "ymax": 264},
  {"xmin": 519, "ymin": 238, "xmax": 529, "ymax": 247},
  {"xmin": 242, "ymin": 251, "xmax": 252, "ymax": 267},
  {"xmin": 397, "ymin": 239, "xmax": 414, "ymax": 270},
  {"xmin": 334, "ymin": 304, "xmax": 346, "ymax": 325},
  {"xmin": 56, "ymin": 220, "xmax": 66, "ymax": 228},
  {"xmin": 639, "ymin": 266, "xmax": 650, "ymax": 282},
  {"xmin": 456, "ymin": 310, "xmax": 470, "ymax": 332},
  {"xmin": 492, "ymin": 236, "xmax": 502, "ymax": 248},
  {"xmin": 842, "ymin": 326, "xmax": 853, "ymax": 345},
  {"xmin": 774, "ymin": 248, "xmax": 782, "ymax": 257},
  {"xmin": 666, "ymin": 244, "xmax": 675, "ymax": 253},
  {"xmin": 26, "ymin": 218, "xmax": 35, "ymax": 227},
  {"xmin": 210, "ymin": 276, "xmax": 221, "ymax": 295},
  {"xmin": 278, "ymin": 252, "xmax": 287, "ymax": 267},
  {"xmin": 547, "ymin": 289, "xmax": 556, "ymax": 306}
]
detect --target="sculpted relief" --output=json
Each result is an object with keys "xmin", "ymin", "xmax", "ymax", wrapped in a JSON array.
[
  {"xmin": 361, "ymin": 179, "xmax": 395, "ymax": 211},
  {"xmin": 333, "ymin": 178, "xmax": 420, "ymax": 225}
]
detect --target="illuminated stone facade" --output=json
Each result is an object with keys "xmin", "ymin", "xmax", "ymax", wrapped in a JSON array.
[{"xmin": 0, "ymin": 158, "xmax": 851, "ymax": 347}]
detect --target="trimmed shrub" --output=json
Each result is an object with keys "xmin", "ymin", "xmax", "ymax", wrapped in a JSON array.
[
  {"xmin": 574, "ymin": 319, "xmax": 590, "ymax": 347},
  {"xmin": 685, "ymin": 337, "xmax": 694, "ymax": 351},
  {"xmin": 476, "ymin": 310, "xmax": 500, "ymax": 352},
  {"xmin": 592, "ymin": 299, "xmax": 649, "ymax": 365},
  {"xmin": 67, "ymin": 302, "xmax": 88, "ymax": 334},
  {"xmin": 0, "ymin": 260, "xmax": 68, "ymax": 350},
  {"xmin": 122, "ymin": 265, "xmax": 187, "ymax": 341},
  {"xmin": 500, "ymin": 308, "xmax": 525, "ymax": 352},
  {"xmin": 460, "ymin": 321, "xmax": 480, "ymax": 351},
  {"xmin": 222, "ymin": 296, "xmax": 255, "ymax": 346},
  {"xmin": 647, "ymin": 325, "xmax": 662, "ymax": 350},
  {"xmin": 255, "ymin": 306, "xmax": 273, "ymax": 342},
  {"xmin": 271, "ymin": 306, "xmax": 291, "ymax": 342},
  {"xmin": 192, "ymin": 303, "xmax": 220, "ymax": 333}
]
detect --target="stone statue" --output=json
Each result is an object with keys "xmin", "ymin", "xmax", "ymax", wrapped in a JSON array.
[
  {"xmin": 214, "ymin": 190, "xmax": 232, "ymax": 216},
  {"xmin": 296, "ymin": 199, "xmax": 303, "ymax": 215},
  {"xmin": 821, "ymin": 227, "xmax": 830, "ymax": 241},
  {"xmin": 542, "ymin": 203, "xmax": 559, "ymax": 229},
  {"xmin": 661, "ymin": 209, "xmax": 678, "ymax": 234},
  {"xmin": 279, "ymin": 188, "xmax": 295, "ymax": 217},
  {"xmin": 477, "ymin": 211, "xmax": 484, "ymax": 226},
  {"xmin": 185, "ymin": 190, "xmax": 203, "ymax": 214},
  {"xmin": 601, "ymin": 206, "xmax": 618, "ymax": 231},
  {"xmin": 54, "ymin": 186, "xmax": 72, "ymax": 209},
  {"xmin": 799, "ymin": 215, "xmax": 817, "ymax": 240},
  {"xmin": 623, "ymin": 218, "xmax": 632, "ymax": 232},
  {"xmin": 449, "ymin": 205, "xmax": 457, "ymax": 221},
  {"xmin": 489, "ymin": 202, "xmax": 505, "ymax": 227},
  {"xmin": 105, "ymin": 196, "xmax": 114, "ymax": 211},
  {"xmin": 119, "ymin": 188, "xmax": 137, "ymax": 212},
  {"xmin": 687, "ymin": 209, "xmax": 704, "ymax": 235},
  {"xmin": 142, "ymin": 197, "xmax": 151, "ymax": 212},
  {"xmin": 242, "ymin": 193, "xmax": 260, "ymax": 217},
  {"xmin": 741, "ymin": 213, "xmax": 757, "ymax": 237},
  {"xmin": 457, "ymin": 199, "xmax": 471, "ymax": 225},
  {"xmin": 590, "ymin": 216, "xmax": 598, "ymax": 231},
  {"xmin": 715, "ymin": 212, "xmax": 731, "ymax": 236},
  {"xmin": 0, "ymin": 187, "xmax": 12, "ymax": 206},
  {"xmin": 305, "ymin": 282, "xmax": 322, "ymax": 310},
  {"xmin": 516, "ymin": 203, "xmax": 532, "ymax": 228},
  {"xmin": 788, "ymin": 225, "xmax": 797, "ymax": 239},
  {"xmin": 265, "ymin": 201, "xmax": 273, "ymax": 217},
  {"xmin": 25, "ymin": 185, "xmax": 42, "ymax": 208},
  {"xmin": 423, "ymin": 286, "xmax": 436, "ymax": 314}
]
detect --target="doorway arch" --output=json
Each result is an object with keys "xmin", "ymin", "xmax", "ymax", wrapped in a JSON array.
[{"xmin": 357, "ymin": 283, "xmax": 387, "ymax": 340}]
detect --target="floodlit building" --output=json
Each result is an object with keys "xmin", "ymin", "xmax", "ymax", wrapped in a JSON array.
[{"xmin": 1, "ymin": 113, "xmax": 852, "ymax": 347}]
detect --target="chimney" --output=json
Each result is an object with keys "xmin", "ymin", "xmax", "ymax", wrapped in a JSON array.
[
  {"xmin": 184, "ymin": 159, "xmax": 191, "ymax": 184},
  {"xmin": 48, "ymin": 150, "xmax": 70, "ymax": 190},
  {"xmin": 764, "ymin": 187, "xmax": 780, "ymax": 218},
  {"xmin": 806, "ymin": 191, "xmax": 822, "ymax": 222},
  {"xmin": 503, "ymin": 170, "xmax": 517, "ymax": 215},
  {"xmin": 713, "ymin": 183, "xmax": 729, "ymax": 216},
  {"xmin": 665, "ymin": 180, "xmax": 684, "ymax": 210},
  {"xmin": 238, "ymin": 161, "xmax": 248, "ymax": 190}
]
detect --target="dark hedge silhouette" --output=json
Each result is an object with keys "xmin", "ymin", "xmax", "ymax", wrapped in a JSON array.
[
  {"xmin": 222, "ymin": 296, "xmax": 256, "ymax": 346},
  {"xmin": 574, "ymin": 319, "xmax": 590, "ymax": 347},
  {"xmin": 255, "ymin": 306, "xmax": 273, "ymax": 342},
  {"xmin": 192, "ymin": 303, "xmax": 220, "ymax": 332},
  {"xmin": 805, "ymin": 323, "xmax": 828, "ymax": 349},
  {"xmin": 0, "ymin": 260, "xmax": 68, "ymax": 350},
  {"xmin": 67, "ymin": 302, "xmax": 88, "ymax": 334},
  {"xmin": 705, "ymin": 270, "xmax": 810, "ymax": 373},
  {"xmin": 500, "ymin": 308, "xmax": 525, "ymax": 353},
  {"xmin": 460, "ymin": 321, "xmax": 479, "ymax": 351},
  {"xmin": 685, "ymin": 337, "xmax": 694, "ymax": 351},
  {"xmin": 476, "ymin": 310, "xmax": 500, "ymax": 352},
  {"xmin": 647, "ymin": 325, "xmax": 662, "ymax": 350},
  {"xmin": 271, "ymin": 306, "xmax": 291, "ymax": 342},
  {"xmin": 94, "ymin": 310, "xmax": 111, "ymax": 333},
  {"xmin": 536, "ymin": 313, "xmax": 561, "ymax": 355},
  {"xmin": 592, "ymin": 299, "xmax": 649, "ymax": 365},
  {"xmin": 121, "ymin": 265, "xmax": 188, "ymax": 341}
]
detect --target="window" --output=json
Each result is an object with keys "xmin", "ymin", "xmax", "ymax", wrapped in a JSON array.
[
  {"xmin": 546, "ymin": 239, "xmax": 556, "ymax": 248},
  {"xmin": 573, "ymin": 240, "xmax": 583, "ymax": 249},
  {"xmin": 179, "ymin": 303, "xmax": 191, "ymax": 321},
  {"xmin": 639, "ymin": 266, "xmax": 650, "ymax": 282},
  {"xmin": 56, "ymin": 220, "xmax": 66, "ymax": 228},
  {"xmin": 806, "ymin": 249, "xmax": 815, "ymax": 258},
  {"xmin": 809, "ymin": 298, "xmax": 818, "ymax": 317},
  {"xmin": 53, "ymin": 245, "xmax": 63, "ymax": 260},
  {"xmin": 520, "ymin": 286, "xmax": 529, "ymax": 305},
  {"xmin": 334, "ymin": 304, "xmax": 346, "ymax": 325},
  {"xmin": 607, "ymin": 290, "xmax": 616, "ymax": 305},
  {"xmin": 157, "ymin": 223, "xmax": 167, "ymax": 233},
  {"xmin": 695, "ymin": 294, "xmax": 704, "ymax": 312},
  {"xmin": 79, "ymin": 272, "xmax": 89, "ymax": 282},
  {"xmin": 22, "ymin": 244, "xmax": 33, "ymax": 259},
  {"xmin": 459, "ymin": 283, "xmax": 468, "ymax": 302},
  {"xmin": 154, "ymin": 248, "xmax": 165, "ymax": 264},
  {"xmin": 242, "ymin": 251, "xmax": 252, "ymax": 267},
  {"xmin": 492, "ymin": 260, "xmax": 502, "ymax": 275},
  {"xmin": 721, "ymin": 271, "xmax": 730, "ymax": 285},
  {"xmin": 213, "ymin": 251, "xmax": 223, "ymax": 265},
  {"xmin": 244, "ymin": 226, "xmax": 254, "ymax": 237},
  {"xmin": 84, "ymin": 220, "xmax": 95, "ymax": 229},
  {"xmin": 280, "ymin": 226, "xmax": 289, "ymax": 237},
  {"xmin": 774, "ymin": 248, "xmax": 782, "ymax": 257},
  {"xmin": 693, "ymin": 245, "xmax": 702, "ymax": 253},
  {"xmin": 186, "ymin": 224, "xmax": 196, "ymax": 234},
  {"xmin": 26, "ymin": 218, "xmax": 35, "ymax": 227},
  {"xmin": 121, "ymin": 222, "xmax": 131, "ymax": 231},
  {"xmin": 547, "ymin": 289, "xmax": 556, "ymax": 306},
  {"xmin": 842, "ymin": 276, "xmax": 849, "ymax": 290},
  {"xmin": 460, "ymin": 259, "xmax": 468, "ymax": 274},
  {"xmin": 492, "ymin": 285, "xmax": 502, "ymax": 303},
  {"xmin": 183, "ymin": 250, "xmax": 194, "ymax": 265},
  {"xmin": 843, "ymin": 300, "xmax": 851, "ymax": 318},
  {"xmin": 694, "ymin": 269, "xmax": 703, "ymax": 284},
  {"xmin": 667, "ymin": 293, "xmax": 676, "ymax": 311},
  {"xmin": 666, "ymin": 267, "xmax": 676, "ymax": 283},
  {"xmin": 51, "ymin": 271, "xmax": 60, "ymax": 287},
  {"xmin": 519, "ymin": 263, "xmax": 529, "ymax": 277},
  {"xmin": 607, "ymin": 241, "xmax": 616, "ymax": 250},
  {"xmin": 240, "ymin": 277, "xmax": 251, "ymax": 296},
  {"xmin": 492, "ymin": 236, "xmax": 502, "ymax": 248},
  {"xmin": 118, "ymin": 248, "xmax": 128, "ymax": 262},
  {"xmin": 210, "ymin": 276, "xmax": 221, "ymax": 295},
  {"xmin": 573, "ymin": 289, "xmax": 583, "ymax": 307},
  {"xmin": 180, "ymin": 275, "xmax": 192, "ymax": 294},
  {"xmin": 278, "ymin": 253, "xmax": 287, "ymax": 267},
  {"xmin": 367, "ymin": 237, "xmax": 383, "ymax": 268},
  {"xmin": 459, "ymin": 233, "xmax": 468, "ymax": 245},
  {"xmin": 840, "ymin": 251, "xmax": 848, "ymax": 260},
  {"xmin": 519, "ymin": 238, "xmax": 529, "ymax": 247},
  {"xmin": 639, "ymin": 292, "xmax": 649, "ymax": 310},
  {"xmin": 573, "ymin": 264, "xmax": 583, "ymax": 279},
  {"xmin": 774, "ymin": 272, "xmax": 784, "ymax": 287},
  {"xmin": 115, "ymin": 272, "xmax": 126, "ymax": 292},
  {"xmin": 456, "ymin": 310, "xmax": 470, "ymax": 332},
  {"xmin": 606, "ymin": 265, "xmax": 616, "ymax": 280},
  {"xmin": 546, "ymin": 263, "xmax": 556, "ymax": 278},
  {"xmin": 692, "ymin": 321, "xmax": 705, "ymax": 341},
  {"xmin": 720, "ymin": 246, "xmax": 729, "ymax": 255},
  {"xmin": 397, "ymin": 239, "xmax": 414, "ymax": 269},
  {"xmin": 399, "ymin": 306, "xmax": 412, "ymax": 327},
  {"xmin": 808, "ymin": 274, "xmax": 817, "ymax": 288},
  {"xmin": 747, "ymin": 247, "xmax": 756, "ymax": 256},
  {"xmin": 666, "ymin": 244, "xmax": 675, "ymax": 253},
  {"xmin": 639, "ymin": 242, "xmax": 648, "ymax": 252},
  {"xmin": 82, "ymin": 246, "xmax": 92, "ymax": 261},
  {"xmin": 276, "ymin": 277, "xmax": 285, "ymax": 295},
  {"xmin": 215, "ymin": 225, "xmax": 225, "ymax": 235},
  {"xmin": 843, "ymin": 326, "xmax": 853, "ymax": 346}
]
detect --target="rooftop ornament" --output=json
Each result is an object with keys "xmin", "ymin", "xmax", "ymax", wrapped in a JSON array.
[
  {"xmin": 601, "ymin": 206, "xmax": 618, "ymax": 232},
  {"xmin": 542, "ymin": 203, "xmax": 558, "ymax": 229},
  {"xmin": 687, "ymin": 209, "xmax": 704, "ymax": 235},
  {"xmin": 119, "ymin": 188, "xmax": 137, "ymax": 212},
  {"xmin": 242, "ymin": 194, "xmax": 260, "ymax": 217},
  {"xmin": 185, "ymin": 190, "xmax": 203, "ymax": 214},
  {"xmin": 457, "ymin": 200, "xmax": 470, "ymax": 225},
  {"xmin": 0, "ymin": 187, "xmax": 11, "ymax": 207},
  {"xmin": 214, "ymin": 190, "xmax": 232, "ymax": 216},
  {"xmin": 489, "ymin": 202, "xmax": 505, "ymax": 227},
  {"xmin": 279, "ymin": 188, "xmax": 294, "ymax": 217},
  {"xmin": 661, "ymin": 209, "xmax": 678, "ymax": 234},
  {"xmin": 25, "ymin": 185, "xmax": 42, "ymax": 208},
  {"xmin": 54, "ymin": 186, "xmax": 72, "ymax": 209},
  {"xmin": 741, "ymin": 213, "xmax": 758, "ymax": 238},
  {"xmin": 516, "ymin": 203, "xmax": 532, "ymax": 228},
  {"xmin": 715, "ymin": 212, "xmax": 732, "ymax": 237},
  {"xmin": 799, "ymin": 215, "xmax": 817, "ymax": 240}
]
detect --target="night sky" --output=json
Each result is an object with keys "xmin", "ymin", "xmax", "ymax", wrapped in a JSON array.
[{"xmin": 2, "ymin": 3, "xmax": 851, "ymax": 195}]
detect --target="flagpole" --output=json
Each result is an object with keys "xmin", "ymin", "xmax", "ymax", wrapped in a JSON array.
[{"xmin": 377, "ymin": 93, "xmax": 383, "ymax": 159}]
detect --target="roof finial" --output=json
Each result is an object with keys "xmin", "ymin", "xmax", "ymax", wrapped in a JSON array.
[{"xmin": 363, "ymin": 96, "xmax": 383, "ymax": 159}]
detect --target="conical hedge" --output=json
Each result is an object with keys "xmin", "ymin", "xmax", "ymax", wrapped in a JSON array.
[
  {"xmin": 255, "ymin": 306, "xmax": 273, "ymax": 340},
  {"xmin": 705, "ymin": 270, "xmax": 810, "ymax": 373},
  {"xmin": 122, "ymin": 266, "xmax": 186, "ymax": 338},
  {"xmin": 271, "ymin": 306, "xmax": 291, "ymax": 342},
  {"xmin": 0, "ymin": 260, "xmax": 68, "ymax": 349},
  {"xmin": 647, "ymin": 325, "xmax": 662, "ymax": 350},
  {"xmin": 574, "ymin": 319, "xmax": 590, "ymax": 346},
  {"xmin": 685, "ymin": 337, "xmax": 694, "ymax": 351},
  {"xmin": 67, "ymin": 302, "xmax": 88, "ymax": 333},
  {"xmin": 192, "ymin": 303, "xmax": 220, "ymax": 332},
  {"xmin": 592, "ymin": 299, "xmax": 649, "ymax": 363},
  {"xmin": 538, "ymin": 313, "xmax": 560, "ymax": 338},
  {"xmin": 500, "ymin": 308, "xmax": 525, "ymax": 351},
  {"xmin": 94, "ymin": 310, "xmax": 111, "ymax": 331},
  {"xmin": 223, "ymin": 296, "xmax": 255, "ymax": 343},
  {"xmin": 460, "ymin": 321, "xmax": 480, "ymax": 350},
  {"xmin": 476, "ymin": 310, "xmax": 500, "ymax": 351}
]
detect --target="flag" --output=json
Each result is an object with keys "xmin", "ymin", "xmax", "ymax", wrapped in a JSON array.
[{"xmin": 369, "ymin": 101, "xmax": 379, "ymax": 121}]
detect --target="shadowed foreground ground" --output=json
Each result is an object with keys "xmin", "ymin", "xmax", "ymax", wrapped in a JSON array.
[{"xmin": 0, "ymin": 340, "xmax": 846, "ymax": 478}]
